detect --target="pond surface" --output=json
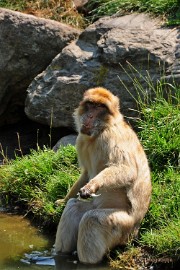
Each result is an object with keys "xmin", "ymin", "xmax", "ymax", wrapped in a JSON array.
[
  {"xmin": 0, "ymin": 212, "xmax": 114, "ymax": 270},
  {"xmin": 0, "ymin": 212, "xmax": 52, "ymax": 269}
]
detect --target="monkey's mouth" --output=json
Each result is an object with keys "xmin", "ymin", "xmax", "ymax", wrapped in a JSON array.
[{"xmin": 80, "ymin": 125, "xmax": 92, "ymax": 136}]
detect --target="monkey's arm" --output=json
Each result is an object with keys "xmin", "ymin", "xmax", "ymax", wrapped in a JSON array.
[
  {"xmin": 79, "ymin": 164, "xmax": 137, "ymax": 197},
  {"xmin": 57, "ymin": 170, "xmax": 88, "ymax": 204},
  {"xmin": 64, "ymin": 170, "xmax": 88, "ymax": 201}
]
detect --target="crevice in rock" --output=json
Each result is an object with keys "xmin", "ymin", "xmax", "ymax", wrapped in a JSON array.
[{"xmin": 0, "ymin": 108, "xmax": 73, "ymax": 164}]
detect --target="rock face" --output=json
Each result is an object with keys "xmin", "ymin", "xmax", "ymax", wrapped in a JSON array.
[
  {"xmin": 0, "ymin": 8, "xmax": 80, "ymax": 125},
  {"xmin": 25, "ymin": 13, "xmax": 180, "ymax": 129}
]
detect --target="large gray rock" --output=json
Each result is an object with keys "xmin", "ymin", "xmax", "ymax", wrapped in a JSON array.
[
  {"xmin": 53, "ymin": 134, "xmax": 77, "ymax": 151},
  {"xmin": 0, "ymin": 8, "xmax": 80, "ymax": 125},
  {"xmin": 25, "ymin": 13, "xmax": 180, "ymax": 128}
]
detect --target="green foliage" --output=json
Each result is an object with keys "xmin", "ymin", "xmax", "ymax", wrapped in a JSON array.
[
  {"xmin": 0, "ymin": 0, "xmax": 26, "ymax": 10},
  {"xmin": 87, "ymin": 0, "xmax": 180, "ymax": 25},
  {"xmin": 138, "ymin": 92, "xmax": 180, "ymax": 170},
  {"xmin": 140, "ymin": 219, "xmax": 180, "ymax": 257},
  {"xmin": 0, "ymin": 145, "xmax": 79, "ymax": 226},
  {"xmin": 136, "ymin": 86, "xmax": 180, "ymax": 258},
  {"xmin": 142, "ymin": 168, "xmax": 180, "ymax": 228},
  {"xmin": 117, "ymin": 61, "xmax": 180, "ymax": 260}
]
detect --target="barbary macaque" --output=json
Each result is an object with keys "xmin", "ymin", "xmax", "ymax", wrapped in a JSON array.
[{"xmin": 55, "ymin": 87, "xmax": 152, "ymax": 264}]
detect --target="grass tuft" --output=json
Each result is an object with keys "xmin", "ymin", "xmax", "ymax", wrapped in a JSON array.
[
  {"xmin": 128, "ymin": 75, "xmax": 180, "ymax": 260},
  {"xmin": 140, "ymin": 219, "xmax": 180, "ymax": 258},
  {"xmin": 87, "ymin": 0, "xmax": 180, "ymax": 25},
  {"xmin": 0, "ymin": 145, "xmax": 79, "ymax": 226}
]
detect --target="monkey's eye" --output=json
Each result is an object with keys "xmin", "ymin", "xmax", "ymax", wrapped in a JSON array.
[
  {"xmin": 84, "ymin": 101, "xmax": 108, "ymax": 111},
  {"xmin": 96, "ymin": 103, "xmax": 107, "ymax": 108},
  {"xmin": 85, "ymin": 102, "xmax": 95, "ymax": 109},
  {"xmin": 85, "ymin": 102, "xmax": 93, "ymax": 106}
]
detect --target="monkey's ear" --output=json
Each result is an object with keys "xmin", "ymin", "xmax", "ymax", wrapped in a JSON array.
[
  {"xmin": 75, "ymin": 101, "xmax": 85, "ymax": 115},
  {"xmin": 83, "ymin": 87, "xmax": 120, "ymax": 116}
]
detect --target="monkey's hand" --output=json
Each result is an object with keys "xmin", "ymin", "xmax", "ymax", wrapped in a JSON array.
[
  {"xmin": 78, "ymin": 181, "xmax": 101, "ymax": 200},
  {"xmin": 79, "ymin": 187, "xmax": 91, "ymax": 199}
]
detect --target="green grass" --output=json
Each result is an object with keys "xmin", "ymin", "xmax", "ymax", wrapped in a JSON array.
[
  {"xmin": 108, "ymin": 82, "xmax": 179, "ymax": 268},
  {"xmin": 0, "ymin": 0, "xmax": 26, "ymax": 10},
  {"xmin": 137, "ymin": 95, "xmax": 179, "ymax": 170},
  {"xmin": 0, "ymin": 145, "xmax": 79, "ymax": 226},
  {"xmin": 136, "ymin": 87, "xmax": 180, "ymax": 259},
  {"xmin": 140, "ymin": 219, "xmax": 180, "ymax": 258},
  {"xmin": 87, "ymin": 0, "xmax": 180, "ymax": 25}
]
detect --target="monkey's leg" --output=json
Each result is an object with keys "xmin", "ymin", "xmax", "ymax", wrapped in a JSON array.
[
  {"xmin": 77, "ymin": 209, "xmax": 134, "ymax": 264},
  {"xmin": 55, "ymin": 198, "xmax": 93, "ymax": 254}
]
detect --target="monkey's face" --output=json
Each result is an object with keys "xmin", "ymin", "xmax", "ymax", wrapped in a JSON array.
[{"xmin": 79, "ymin": 101, "xmax": 109, "ymax": 137}]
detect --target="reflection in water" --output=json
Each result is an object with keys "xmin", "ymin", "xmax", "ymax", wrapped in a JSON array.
[
  {"xmin": 21, "ymin": 253, "xmax": 111, "ymax": 270},
  {"xmin": 55, "ymin": 255, "xmax": 111, "ymax": 270},
  {"xmin": 0, "ymin": 212, "xmax": 114, "ymax": 270}
]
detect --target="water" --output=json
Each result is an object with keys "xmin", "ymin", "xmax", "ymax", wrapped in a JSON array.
[
  {"xmin": 0, "ymin": 212, "xmax": 114, "ymax": 270},
  {"xmin": 0, "ymin": 212, "xmax": 52, "ymax": 269}
]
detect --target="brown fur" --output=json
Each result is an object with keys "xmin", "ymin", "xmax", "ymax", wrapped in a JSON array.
[{"xmin": 55, "ymin": 87, "xmax": 152, "ymax": 264}]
